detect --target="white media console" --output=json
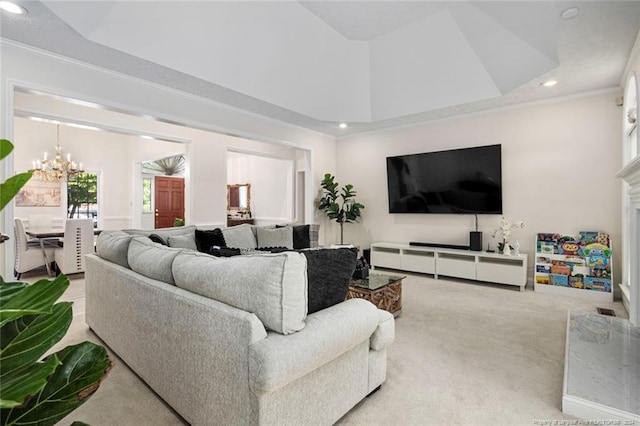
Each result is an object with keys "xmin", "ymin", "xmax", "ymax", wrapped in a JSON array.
[{"xmin": 370, "ymin": 242, "xmax": 528, "ymax": 291}]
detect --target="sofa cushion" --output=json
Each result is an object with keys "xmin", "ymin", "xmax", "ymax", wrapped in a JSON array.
[
  {"xmin": 302, "ymin": 247, "xmax": 357, "ymax": 314},
  {"xmin": 195, "ymin": 228, "xmax": 226, "ymax": 252},
  {"xmin": 128, "ymin": 236, "xmax": 184, "ymax": 285},
  {"xmin": 124, "ymin": 225, "xmax": 196, "ymax": 239},
  {"xmin": 221, "ymin": 224, "xmax": 257, "ymax": 249},
  {"xmin": 172, "ymin": 251, "xmax": 307, "ymax": 334},
  {"xmin": 96, "ymin": 231, "xmax": 134, "ymax": 268},
  {"xmin": 309, "ymin": 224, "xmax": 319, "ymax": 248},
  {"xmin": 168, "ymin": 234, "xmax": 198, "ymax": 251},
  {"xmin": 257, "ymin": 226, "xmax": 293, "ymax": 249}
]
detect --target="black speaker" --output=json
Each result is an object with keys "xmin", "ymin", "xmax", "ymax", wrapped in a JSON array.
[
  {"xmin": 469, "ymin": 231, "xmax": 482, "ymax": 251},
  {"xmin": 363, "ymin": 248, "xmax": 371, "ymax": 265}
]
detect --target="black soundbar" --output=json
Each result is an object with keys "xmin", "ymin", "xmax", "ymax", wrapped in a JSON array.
[{"xmin": 409, "ymin": 242, "xmax": 470, "ymax": 250}]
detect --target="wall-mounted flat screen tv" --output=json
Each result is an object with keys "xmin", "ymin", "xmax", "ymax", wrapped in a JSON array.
[{"xmin": 386, "ymin": 144, "xmax": 502, "ymax": 214}]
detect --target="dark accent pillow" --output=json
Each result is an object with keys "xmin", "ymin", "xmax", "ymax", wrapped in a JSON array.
[
  {"xmin": 257, "ymin": 246, "xmax": 289, "ymax": 253},
  {"xmin": 149, "ymin": 233, "xmax": 168, "ymax": 246},
  {"xmin": 210, "ymin": 247, "xmax": 242, "ymax": 257},
  {"xmin": 195, "ymin": 228, "xmax": 226, "ymax": 253},
  {"xmin": 302, "ymin": 247, "xmax": 357, "ymax": 314},
  {"xmin": 276, "ymin": 224, "xmax": 311, "ymax": 249},
  {"xmin": 209, "ymin": 246, "xmax": 289, "ymax": 257}
]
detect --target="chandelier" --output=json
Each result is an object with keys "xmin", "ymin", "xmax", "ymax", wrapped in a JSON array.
[{"xmin": 30, "ymin": 125, "xmax": 83, "ymax": 182}]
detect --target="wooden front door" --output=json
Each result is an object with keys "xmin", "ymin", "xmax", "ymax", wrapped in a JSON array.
[{"xmin": 155, "ymin": 176, "xmax": 184, "ymax": 228}]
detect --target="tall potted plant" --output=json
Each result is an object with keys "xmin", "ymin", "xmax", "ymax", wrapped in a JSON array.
[
  {"xmin": 318, "ymin": 173, "xmax": 364, "ymax": 245},
  {"xmin": 0, "ymin": 139, "xmax": 112, "ymax": 425}
]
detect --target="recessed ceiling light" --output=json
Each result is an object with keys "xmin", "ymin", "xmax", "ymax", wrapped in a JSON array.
[
  {"xmin": 0, "ymin": 1, "xmax": 26, "ymax": 14},
  {"xmin": 542, "ymin": 80, "xmax": 558, "ymax": 87},
  {"xmin": 338, "ymin": 122, "xmax": 348, "ymax": 129},
  {"xmin": 561, "ymin": 7, "xmax": 579, "ymax": 20}
]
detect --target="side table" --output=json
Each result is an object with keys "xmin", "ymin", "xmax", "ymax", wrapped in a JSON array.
[
  {"xmin": 227, "ymin": 218, "xmax": 254, "ymax": 227},
  {"xmin": 347, "ymin": 273, "xmax": 405, "ymax": 317}
]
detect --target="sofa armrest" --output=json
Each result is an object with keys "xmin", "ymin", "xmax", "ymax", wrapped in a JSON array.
[
  {"xmin": 248, "ymin": 298, "xmax": 379, "ymax": 394},
  {"xmin": 370, "ymin": 309, "xmax": 395, "ymax": 350}
]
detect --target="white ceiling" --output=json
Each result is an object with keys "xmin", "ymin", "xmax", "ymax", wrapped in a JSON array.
[{"xmin": 1, "ymin": 1, "xmax": 639, "ymax": 137}]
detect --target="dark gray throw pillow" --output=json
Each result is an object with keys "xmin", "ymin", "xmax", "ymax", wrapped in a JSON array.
[
  {"xmin": 302, "ymin": 247, "xmax": 357, "ymax": 314},
  {"xmin": 195, "ymin": 228, "xmax": 226, "ymax": 253},
  {"xmin": 149, "ymin": 233, "xmax": 168, "ymax": 246},
  {"xmin": 210, "ymin": 247, "xmax": 242, "ymax": 257}
]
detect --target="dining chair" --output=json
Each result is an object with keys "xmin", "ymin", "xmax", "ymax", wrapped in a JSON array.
[
  {"xmin": 14, "ymin": 218, "xmax": 59, "ymax": 279},
  {"xmin": 54, "ymin": 219, "xmax": 95, "ymax": 275}
]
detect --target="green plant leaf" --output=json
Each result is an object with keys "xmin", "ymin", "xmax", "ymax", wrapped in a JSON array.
[
  {"xmin": 0, "ymin": 275, "xmax": 70, "ymax": 328},
  {"xmin": 0, "ymin": 172, "xmax": 32, "ymax": 212},
  {"xmin": 0, "ymin": 301, "xmax": 73, "ymax": 413},
  {"xmin": 0, "ymin": 140, "xmax": 13, "ymax": 162},
  {"xmin": 1, "ymin": 342, "xmax": 112, "ymax": 426},
  {"xmin": 1, "ymin": 302, "xmax": 73, "ymax": 371},
  {"xmin": 342, "ymin": 184, "xmax": 356, "ymax": 200},
  {"xmin": 0, "ymin": 281, "xmax": 27, "ymax": 305},
  {"xmin": 0, "ymin": 354, "xmax": 60, "ymax": 410}
]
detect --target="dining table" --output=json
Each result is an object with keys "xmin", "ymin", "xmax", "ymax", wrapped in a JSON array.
[{"xmin": 26, "ymin": 227, "xmax": 102, "ymax": 277}]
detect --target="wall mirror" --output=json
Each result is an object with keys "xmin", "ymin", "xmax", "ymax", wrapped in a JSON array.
[{"xmin": 227, "ymin": 183, "xmax": 251, "ymax": 213}]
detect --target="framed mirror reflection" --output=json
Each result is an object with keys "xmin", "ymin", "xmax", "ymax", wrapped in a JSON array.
[{"xmin": 227, "ymin": 183, "xmax": 251, "ymax": 214}]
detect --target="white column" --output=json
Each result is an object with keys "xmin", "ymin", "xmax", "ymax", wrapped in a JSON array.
[{"xmin": 617, "ymin": 156, "xmax": 640, "ymax": 326}]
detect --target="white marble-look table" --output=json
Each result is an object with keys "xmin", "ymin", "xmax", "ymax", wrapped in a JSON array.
[{"xmin": 563, "ymin": 311, "xmax": 639, "ymax": 421}]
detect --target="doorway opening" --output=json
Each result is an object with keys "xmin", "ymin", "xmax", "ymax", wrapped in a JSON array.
[{"xmin": 141, "ymin": 154, "xmax": 186, "ymax": 229}]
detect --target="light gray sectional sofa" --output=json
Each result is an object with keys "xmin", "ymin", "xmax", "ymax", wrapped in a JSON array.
[{"xmin": 85, "ymin": 226, "xmax": 395, "ymax": 426}]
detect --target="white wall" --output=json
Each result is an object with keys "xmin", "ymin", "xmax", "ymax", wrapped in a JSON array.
[
  {"xmin": 227, "ymin": 151, "xmax": 294, "ymax": 224},
  {"xmin": 336, "ymin": 91, "xmax": 623, "ymax": 285},
  {"xmin": 0, "ymin": 42, "xmax": 337, "ymax": 276}
]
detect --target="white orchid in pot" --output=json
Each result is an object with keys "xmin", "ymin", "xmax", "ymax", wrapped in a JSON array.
[{"xmin": 491, "ymin": 217, "xmax": 524, "ymax": 255}]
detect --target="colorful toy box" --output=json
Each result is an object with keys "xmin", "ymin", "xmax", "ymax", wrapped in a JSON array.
[{"xmin": 534, "ymin": 231, "xmax": 612, "ymax": 296}]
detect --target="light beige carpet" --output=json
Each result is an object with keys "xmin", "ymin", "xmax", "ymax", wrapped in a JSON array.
[{"xmin": 50, "ymin": 273, "xmax": 625, "ymax": 425}]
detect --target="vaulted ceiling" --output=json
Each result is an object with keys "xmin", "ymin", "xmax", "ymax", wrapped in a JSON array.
[{"xmin": 1, "ymin": 1, "xmax": 639, "ymax": 136}]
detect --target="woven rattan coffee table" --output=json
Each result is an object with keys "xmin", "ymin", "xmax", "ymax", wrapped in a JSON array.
[{"xmin": 347, "ymin": 273, "xmax": 404, "ymax": 317}]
